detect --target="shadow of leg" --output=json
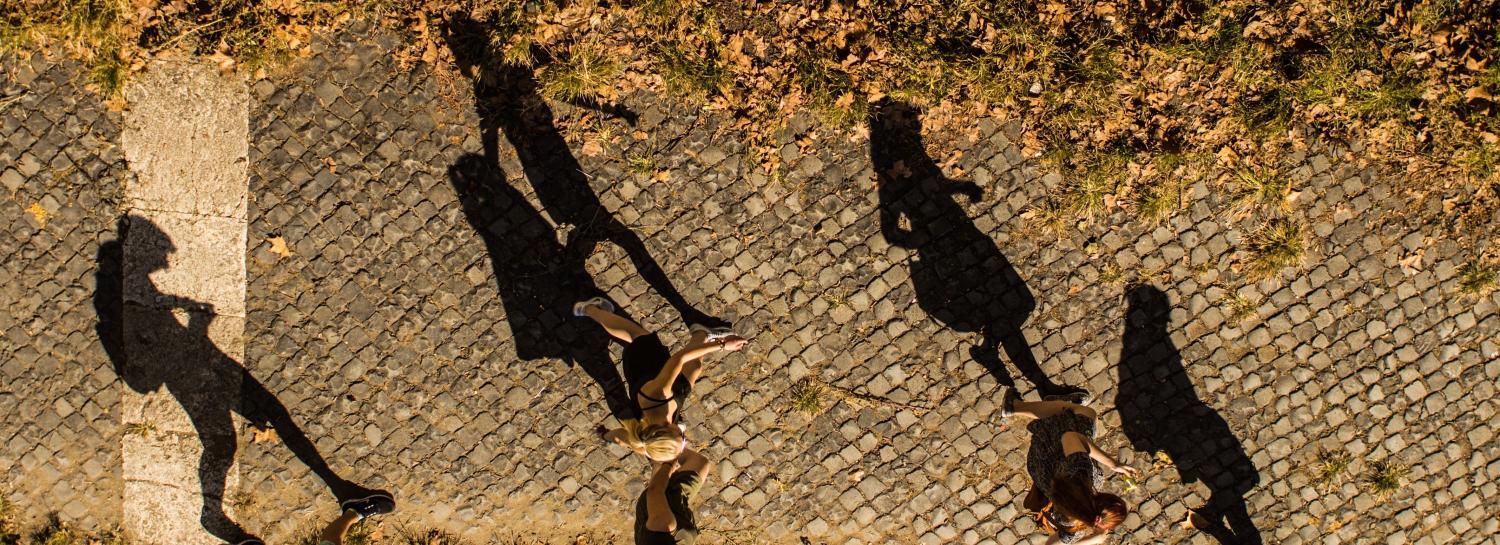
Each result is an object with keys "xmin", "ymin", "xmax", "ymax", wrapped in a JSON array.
[
  {"xmin": 970, "ymin": 330, "xmax": 1017, "ymax": 389},
  {"xmin": 592, "ymin": 219, "xmax": 726, "ymax": 328},
  {"xmin": 1210, "ymin": 490, "xmax": 1263, "ymax": 545},
  {"xmin": 995, "ymin": 327, "xmax": 1079, "ymax": 397},
  {"xmin": 239, "ymin": 374, "xmax": 365, "ymax": 502},
  {"xmin": 197, "ymin": 413, "xmax": 253, "ymax": 542}
]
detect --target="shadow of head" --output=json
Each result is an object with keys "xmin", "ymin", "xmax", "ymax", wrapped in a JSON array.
[
  {"xmin": 869, "ymin": 98, "xmax": 923, "ymax": 161},
  {"xmin": 125, "ymin": 214, "xmax": 176, "ymax": 275},
  {"xmin": 94, "ymin": 215, "xmax": 179, "ymax": 393},
  {"xmin": 1126, "ymin": 284, "xmax": 1171, "ymax": 328}
]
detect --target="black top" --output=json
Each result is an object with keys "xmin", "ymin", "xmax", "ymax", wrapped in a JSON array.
[
  {"xmin": 635, "ymin": 471, "xmax": 701, "ymax": 545},
  {"xmin": 622, "ymin": 333, "xmax": 693, "ymax": 420}
]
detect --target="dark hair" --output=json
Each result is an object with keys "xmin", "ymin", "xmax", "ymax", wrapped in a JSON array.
[{"xmin": 1050, "ymin": 475, "xmax": 1128, "ymax": 532}]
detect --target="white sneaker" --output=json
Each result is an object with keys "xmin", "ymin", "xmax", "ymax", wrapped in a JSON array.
[
  {"xmin": 573, "ymin": 297, "xmax": 615, "ymax": 317},
  {"xmin": 689, "ymin": 323, "xmax": 735, "ymax": 342}
]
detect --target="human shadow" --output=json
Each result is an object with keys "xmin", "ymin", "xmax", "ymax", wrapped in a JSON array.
[
  {"xmin": 95, "ymin": 216, "xmax": 380, "ymax": 542},
  {"xmin": 443, "ymin": 14, "xmax": 724, "ymax": 330},
  {"xmin": 1116, "ymin": 285, "xmax": 1262, "ymax": 544},
  {"xmin": 446, "ymin": 153, "xmax": 635, "ymax": 420},
  {"xmin": 871, "ymin": 99, "xmax": 1079, "ymax": 396}
]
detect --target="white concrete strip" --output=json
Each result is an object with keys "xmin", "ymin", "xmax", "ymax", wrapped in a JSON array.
[{"xmin": 120, "ymin": 60, "xmax": 249, "ymax": 545}]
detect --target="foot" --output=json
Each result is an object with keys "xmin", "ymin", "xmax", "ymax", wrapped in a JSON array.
[
  {"xmin": 341, "ymin": 493, "xmax": 396, "ymax": 519},
  {"xmin": 689, "ymin": 323, "xmax": 735, "ymax": 342},
  {"xmin": 573, "ymin": 296, "xmax": 615, "ymax": 317},
  {"xmin": 236, "ymin": 541, "xmax": 264, "ymax": 545},
  {"xmin": 1000, "ymin": 386, "xmax": 1020, "ymax": 418},
  {"xmin": 1043, "ymin": 389, "xmax": 1093, "ymax": 406}
]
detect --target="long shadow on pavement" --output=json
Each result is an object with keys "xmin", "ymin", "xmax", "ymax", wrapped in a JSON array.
[
  {"xmin": 95, "ymin": 215, "xmax": 379, "ymax": 542},
  {"xmin": 443, "ymin": 14, "xmax": 724, "ymax": 331},
  {"xmin": 445, "ymin": 152, "xmax": 636, "ymax": 420},
  {"xmin": 1116, "ymin": 285, "xmax": 1262, "ymax": 544},
  {"xmin": 871, "ymin": 99, "xmax": 1080, "ymax": 396}
]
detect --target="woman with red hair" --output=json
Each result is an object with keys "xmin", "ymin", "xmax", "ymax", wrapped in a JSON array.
[{"xmin": 1002, "ymin": 388, "xmax": 1138, "ymax": 544}]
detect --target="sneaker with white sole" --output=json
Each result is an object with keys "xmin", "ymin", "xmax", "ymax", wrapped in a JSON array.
[
  {"xmin": 1000, "ymin": 386, "xmax": 1020, "ymax": 418},
  {"xmin": 572, "ymin": 297, "xmax": 615, "ymax": 317},
  {"xmin": 341, "ymin": 493, "xmax": 396, "ymax": 519},
  {"xmin": 1043, "ymin": 390, "xmax": 1093, "ymax": 406},
  {"xmin": 689, "ymin": 323, "xmax": 735, "ymax": 342}
]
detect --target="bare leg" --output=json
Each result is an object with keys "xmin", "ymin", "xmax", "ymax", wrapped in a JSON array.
[
  {"xmin": 1012, "ymin": 400, "xmax": 1095, "ymax": 421},
  {"xmin": 584, "ymin": 304, "xmax": 649, "ymax": 342},
  {"xmin": 317, "ymin": 510, "xmax": 362, "ymax": 545},
  {"xmin": 680, "ymin": 330, "xmax": 710, "ymax": 385}
]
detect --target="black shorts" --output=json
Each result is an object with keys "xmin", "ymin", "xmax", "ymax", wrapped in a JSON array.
[{"xmin": 623, "ymin": 333, "xmax": 692, "ymax": 414}]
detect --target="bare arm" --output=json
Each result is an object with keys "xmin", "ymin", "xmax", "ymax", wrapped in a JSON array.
[
  {"xmin": 1062, "ymin": 432, "xmax": 1138, "ymax": 478},
  {"xmin": 643, "ymin": 461, "xmax": 677, "ymax": 532},
  {"xmin": 643, "ymin": 337, "xmax": 744, "ymax": 397},
  {"xmin": 642, "ymin": 342, "xmax": 721, "ymax": 398}
]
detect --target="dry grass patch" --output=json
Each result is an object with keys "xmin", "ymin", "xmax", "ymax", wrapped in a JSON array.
[{"xmin": 1244, "ymin": 220, "xmax": 1306, "ymax": 279}]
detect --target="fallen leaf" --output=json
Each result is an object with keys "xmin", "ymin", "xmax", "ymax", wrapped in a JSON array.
[
  {"xmin": 1398, "ymin": 249, "xmax": 1424, "ymax": 276},
  {"xmin": 324, "ymin": 157, "xmax": 337, "ymax": 174},
  {"xmin": 1179, "ymin": 510, "xmax": 1198, "ymax": 529},
  {"xmin": 251, "ymin": 425, "xmax": 278, "ymax": 444},
  {"xmin": 581, "ymin": 140, "xmax": 603, "ymax": 157},
  {"xmin": 26, "ymin": 202, "xmax": 50, "ymax": 227},
  {"xmin": 268, "ymin": 236, "xmax": 293, "ymax": 258}
]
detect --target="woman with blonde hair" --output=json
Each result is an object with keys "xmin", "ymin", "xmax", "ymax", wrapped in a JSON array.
[
  {"xmin": 578, "ymin": 297, "xmax": 746, "ymax": 461},
  {"xmin": 1002, "ymin": 388, "xmax": 1137, "ymax": 544}
]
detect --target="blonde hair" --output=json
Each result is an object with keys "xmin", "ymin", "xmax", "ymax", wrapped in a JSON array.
[{"xmin": 619, "ymin": 419, "xmax": 681, "ymax": 461}]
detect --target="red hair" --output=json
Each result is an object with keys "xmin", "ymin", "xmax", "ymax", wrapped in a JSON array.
[{"xmin": 1050, "ymin": 477, "xmax": 1129, "ymax": 533}]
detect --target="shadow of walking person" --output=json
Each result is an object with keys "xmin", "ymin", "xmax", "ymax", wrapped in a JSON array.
[
  {"xmin": 95, "ymin": 216, "xmax": 381, "ymax": 542},
  {"xmin": 1116, "ymin": 285, "xmax": 1262, "ymax": 544},
  {"xmin": 872, "ymin": 99, "xmax": 1080, "ymax": 397},
  {"xmin": 447, "ymin": 153, "xmax": 635, "ymax": 420},
  {"xmin": 443, "ymin": 14, "xmax": 725, "ymax": 330}
]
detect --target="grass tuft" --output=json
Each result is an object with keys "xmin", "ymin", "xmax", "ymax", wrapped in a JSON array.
[
  {"xmin": 626, "ymin": 154, "xmax": 656, "ymax": 177},
  {"xmin": 1223, "ymin": 292, "xmax": 1260, "ymax": 324},
  {"xmin": 1230, "ymin": 166, "xmax": 1292, "ymax": 214},
  {"xmin": 1311, "ymin": 449, "xmax": 1353, "ymax": 490},
  {"xmin": 537, "ymin": 42, "xmax": 620, "ymax": 102},
  {"xmin": 1458, "ymin": 260, "xmax": 1497, "ymax": 296},
  {"xmin": 397, "ymin": 529, "xmax": 467, "ymax": 545},
  {"xmin": 1245, "ymin": 219, "xmax": 1305, "ymax": 278},
  {"xmin": 1365, "ymin": 460, "xmax": 1409, "ymax": 499},
  {"xmin": 788, "ymin": 379, "xmax": 824, "ymax": 415}
]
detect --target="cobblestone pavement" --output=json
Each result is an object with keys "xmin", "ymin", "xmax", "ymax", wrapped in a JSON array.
[
  {"xmin": 0, "ymin": 53, "xmax": 128, "ymax": 528},
  {"xmin": 5, "ymin": 24, "xmax": 1500, "ymax": 545}
]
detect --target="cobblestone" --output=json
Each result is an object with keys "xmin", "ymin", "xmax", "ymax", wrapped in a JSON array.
[
  {"xmin": 0, "ymin": 52, "xmax": 128, "ymax": 529},
  {"xmin": 5, "ymin": 23, "xmax": 1500, "ymax": 545}
]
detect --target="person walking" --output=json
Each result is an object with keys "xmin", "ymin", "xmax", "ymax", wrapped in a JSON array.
[
  {"xmin": 577, "ymin": 297, "xmax": 746, "ymax": 461},
  {"xmin": 635, "ymin": 448, "xmax": 713, "ymax": 544},
  {"xmin": 1002, "ymin": 389, "xmax": 1137, "ymax": 544}
]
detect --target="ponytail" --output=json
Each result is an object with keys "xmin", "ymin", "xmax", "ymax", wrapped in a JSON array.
[{"xmin": 618, "ymin": 419, "xmax": 682, "ymax": 461}]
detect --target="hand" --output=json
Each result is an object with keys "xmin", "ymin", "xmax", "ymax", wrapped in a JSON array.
[
  {"xmin": 1112, "ymin": 464, "xmax": 1140, "ymax": 479},
  {"xmin": 719, "ymin": 336, "xmax": 748, "ymax": 352}
]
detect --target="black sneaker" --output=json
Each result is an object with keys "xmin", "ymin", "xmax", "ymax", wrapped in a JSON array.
[
  {"xmin": 1000, "ymin": 386, "xmax": 1020, "ymax": 418},
  {"xmin": 341, "ymin": 493, "xmax": 396, "ymax": 519}
]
